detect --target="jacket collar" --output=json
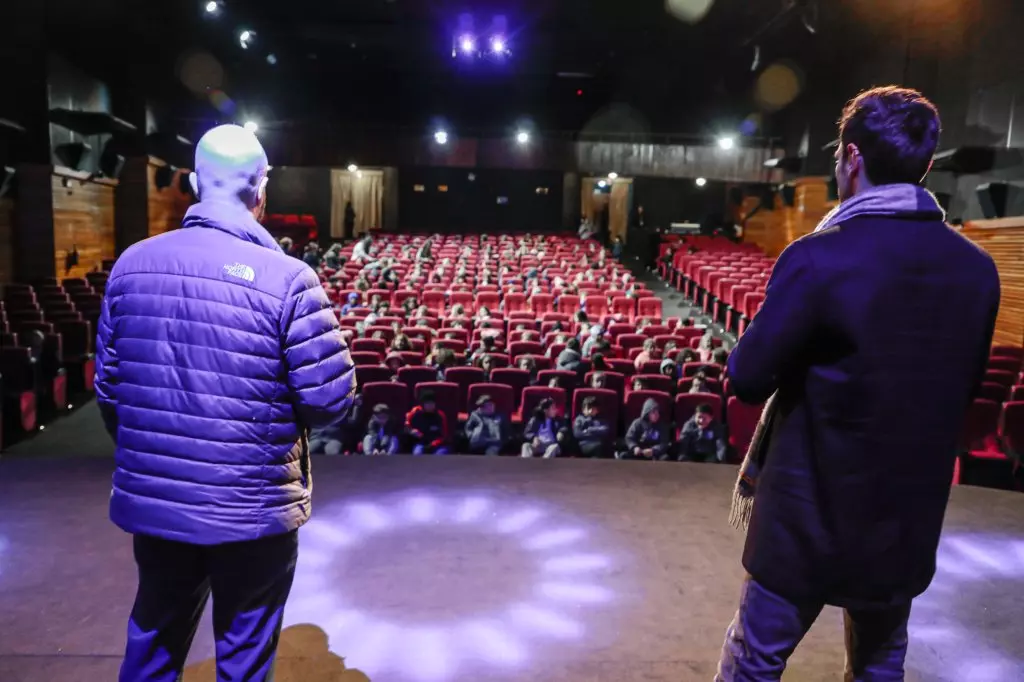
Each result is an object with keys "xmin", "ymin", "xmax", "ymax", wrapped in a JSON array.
[{"xmin": 183, "ymin": 201, "xmax": 283, "ymax": 253}]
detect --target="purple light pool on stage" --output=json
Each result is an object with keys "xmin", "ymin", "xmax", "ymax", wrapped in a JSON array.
[
  {"xmin": 911, "ymin": 533, "xmax": 1024, "ymax": 681},
  {"xmin": 284, "ymin": 492, "xmax": 619, "ymax": 681}
]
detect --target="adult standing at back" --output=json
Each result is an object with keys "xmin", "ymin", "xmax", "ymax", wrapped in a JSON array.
[
  {"xmin": 95, "ymin": 124, "xmax": 355, "ymax": 682},
  {"xmin": 715, "ymin": 86, "xmax": 1000, "ymax": 680}
]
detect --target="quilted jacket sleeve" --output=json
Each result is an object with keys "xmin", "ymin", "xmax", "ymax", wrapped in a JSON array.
[
  {"xmin": 282, "ymin": 267, "xmax": 355, "ymax": 430},
  {"xmin": 94, "ymin": 291, "xmax": 119, "ymax": 439}
]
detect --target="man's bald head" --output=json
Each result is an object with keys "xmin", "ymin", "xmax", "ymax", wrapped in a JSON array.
[{"xmin": 190, "ymin": 124, "xmax": 269, "ymax": 210}]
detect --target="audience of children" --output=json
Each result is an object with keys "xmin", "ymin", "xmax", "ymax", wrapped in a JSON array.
[
  {"xmin": 620, "ymin": 398, "xmax": 670, "ymax": 461},
  {"xmin": 521, "ymin": 398, "xmax": 569, "ymax": 458},
  {"xmin": 573, "ymin": 396, "xmax": 612, "ymax": 458},
  {"xmin": 677, "ymin": 404, "xmax": 728, "ymax": 463},
  {"xmin": 405, "ymin": 390, "xmax": 450, "ymax": 455},
  {"xmin": 362, "ymin": 404, "xmax": 400, "ymax": 456},
  {"xmin": 465, "ymin": 395, "xmax": 512, "ymax": 455}
]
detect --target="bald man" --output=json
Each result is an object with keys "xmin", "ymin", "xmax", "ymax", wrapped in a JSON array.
[{"xmin": 96, "ymin": 125, "xmax": 355, "ymax": 682}]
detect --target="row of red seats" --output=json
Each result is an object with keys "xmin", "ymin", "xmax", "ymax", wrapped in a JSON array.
[{"xmin": 358, "ymin": 381, "xmax": 761, "ymax": 459}]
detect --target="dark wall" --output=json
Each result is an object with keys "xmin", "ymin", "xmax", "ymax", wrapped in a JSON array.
[
  {"xmin": 398, "ymin": 167, "xmax": 564, "ymax": 233},
  {"xmin": 265, "ymin": 166, "xmax": 333, "ymax": 239},
  {"xmin": 632, "ymin": 177, "xmax": 729, "ymax": 231}
]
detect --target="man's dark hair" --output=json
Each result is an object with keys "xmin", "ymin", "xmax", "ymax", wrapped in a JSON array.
[
  {"xmin": 582, "ymin": 396, "xmax": 598, "ymax": 411},
  {"xmin": 839, "ymin": 86, "xmax": 941, "ymax": 186},
  {"xmin": 696, "ymin": 403, "xmax": 714, "ymax": 416},
  {"xmin": 566, "ymin": 338, "xmax": 581, "ymax": 352}
]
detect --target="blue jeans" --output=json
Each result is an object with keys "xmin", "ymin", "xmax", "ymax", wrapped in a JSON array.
[
  {"xmin": 119, "ymin": 531, "xmax": 298, "ymax": 682},
  {"xmin": 716, "ymin": 577, "xmax": 911, "ymax": 682},
  {"xmin": 412, "ymin": 444, "xmax": 449, "ymax": 455}
]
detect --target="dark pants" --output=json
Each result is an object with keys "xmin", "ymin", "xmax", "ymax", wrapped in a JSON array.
[
  {"xmin": 716, "ymin": 577, "xmax": 911, "ymax": 681},
  {"xmin": 120, "ymin": 530, "xmax": 299, "ymax": 682}
]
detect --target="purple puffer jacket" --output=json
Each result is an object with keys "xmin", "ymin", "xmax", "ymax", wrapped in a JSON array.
[{"xmin": 95, "ymin": 201, "xmax": 355, "ymax": 545}]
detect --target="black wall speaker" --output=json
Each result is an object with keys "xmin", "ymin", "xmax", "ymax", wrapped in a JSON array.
[
  {"xmin": 54, "ymin": 142, "xmax": 91, "ymax": 171},
  {"xmin": 757, "ymin": 185, "xmax": 777, "ymax": 208},
  {"xmin": 0, "ymin": 166, "xmax": 15, "ymax": 198},
  {"xmin": 779, "ymin": 183, "xmax": 796, "ymax": 207},
  {"xmin": 976, "ymin": 182, "xmax": 1010, "ymax": 219},
  {"xmin": 98, "ymin": 147, "xmax": 125, "ymax": 180},
  {"xmin": 728, "ymin": 186, "xmax": 744, "ymax": 207},
  {"xmin": 154, "ymin": 165, "xmax": 176, "ymax": 190},
  {"xmin": 827, "ymin": 176, "xmax": 839, "ymax": 201},
  {"xmin": 178, "ymin": 171, "xmax": 193, "ymax": 196}
]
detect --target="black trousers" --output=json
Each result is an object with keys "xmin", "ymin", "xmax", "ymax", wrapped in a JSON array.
[{"xmin": 119, "ymin": 530, "xmax": 299, "ymax": 682}]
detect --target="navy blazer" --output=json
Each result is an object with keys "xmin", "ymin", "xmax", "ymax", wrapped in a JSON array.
[{"xmin": 730, "ymin": 215, "xmax": 1000, "ymax": 609}]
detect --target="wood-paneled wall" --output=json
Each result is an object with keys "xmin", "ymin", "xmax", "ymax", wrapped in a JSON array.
[
  {"xmin": 0, "ymin": 197, "xmax": 14, "ymax": 284},
  {"xmin": 52, "ymin": 173, "xmax": 115, "ymax": 280},
  {"xmin": 960, "ymin": 218, "xmax": 1024, "ymax": 347},
  {"xmin": 148, "ymin": 159, "xmax": 192, "ymax": 237},
  {"xmin": 742, "ymin": 177, "xmax": 836, "ymax": 257}
]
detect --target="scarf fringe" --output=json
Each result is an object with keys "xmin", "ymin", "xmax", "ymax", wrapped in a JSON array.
[{"xmin": 729, "ymin": 491, "xmax": 755, "ymax": 531}]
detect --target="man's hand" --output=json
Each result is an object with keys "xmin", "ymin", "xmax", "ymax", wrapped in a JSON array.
[
  {"xmin": 642, "ymin": 448, "xmax": 655, "ymax": 458},
  {"xmin": 633, "ymin": 447, "xmax": 642, "ymax": 457}
]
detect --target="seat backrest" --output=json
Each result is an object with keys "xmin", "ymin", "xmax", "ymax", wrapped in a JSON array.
[
  {"xmin": 413, "ymin": 382, "xmax": 460, "ymax": 435},
  {"xmin": 558, "ymin": 294, "xmax": 581, "ymax": 313},
  {"xmin": 991, "ymin": 345, "xmax": 1024, "ymax": 361},
  {"xmin": 624, "ymin": 390, "xmax": 673, "ymax": 428},
  {"xmin": 638, "ymin": 298, "xmax": 663, "ymax": 318},
  {"xmin": 537, "ymin": 369, "xmax": 577, "ymax": 392},
  {"xmin": 682, "ymin": 362, "xmax": 722, "ymax": 379},
  {"xmin": 397, "ymin": 366, "xmax": 438, "ymax": 391},
  {"xmin": 674, "ymin": 392, "xmax": 723, "ymax": 427},
  {"xmin": 350, "ymin": 351, "xmax": 384, "ymax": 366},
  {"xmin": 987, "ymin": 357, "xmax": 1021, "ymax": 374},
  {"xmin": 633, "ymin": 373, "xmax": 672, "ymax": 394},
  {"xmin": 959, "ymin": 398, "xmax": 1001, "ymax": 450},
  {"xmin": 352, "ymin": 338, "xmax": 387, "ymax": 355},
  {"xmin": 984, "ymin": 369, "xmax": 1016, "ymax": 387},
  {"xmin": 444, "ymin": 366, "xmax": 486, "ymax": 413},
  {"xmin": 467, "ymin": 383, "xmax": 515, "ymax": 418},
  {"xmin": 362, "ymin": 382, "xmax": 410, "ymax": 421},
  {"xmin": 977, "ymin": 381, "xmax": 1008, "ymax": 404},
  {"xmin": 491, "ymin": 368, "xmax": 531, "ymax": 408},
  {"xmin": 618, "ymin": 334, "xmax": 647, "ymax": 351},
  {"xmin": 355, "ymin": 365, "xmax": 393, "ymax": 385},
  {"xmin": 727, "ymin": 396, "xmax": 764, "ymax": 459},
  {"xmin": 521, "ymin": 386, "xmax": 567, "ymax": 418},
  {"xmin": 999, "ymin": 401, "xmax": 1024, "ymax": 451},
  {"xmin": 509, "ymin": 341, "xmax": 544, "ymax": 358}
]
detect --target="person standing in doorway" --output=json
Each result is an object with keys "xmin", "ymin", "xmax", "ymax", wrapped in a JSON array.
[
  {"xmin": 344, "ymin": 200, "xmax": 356, "ymax": 240},
  {"xmin": 96, "ymin": 124, "xmax": 355, "ymax": 682},
  {"xmin": 715, "ymin": 86, "xmax": 1000, "ymax": 681}
]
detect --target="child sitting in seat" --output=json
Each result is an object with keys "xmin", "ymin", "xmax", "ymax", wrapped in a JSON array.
[
  {"xmin": 689, "ymin": 370, "xmax": 711, "ymax": 394},
  {"xmin": 573, "ymin": 396, "xmax": 612, "ymax": 458},
  {"xmin": 634, "ymin": 338, "xmax": 658, "ymax": 372},
  {"xmin": 384, "ymin": 353, "xmax": 405, "ymax": 381},
  {"xmin": 521, "ymin": 398, "xmax": 569, "ymax": 458},
  {"xmin": 465, "ymin": 395, "xmax": 511, "ymax": 456},
  {"xmin": 362, "ymin": 404, "xmax": 400, "ymax": 456},
  {"xmin": 518, "ymin": 356, "xmax": 540, "ymax": 386},
  {"xmin": 620, "ymin": 398, "xmax": 669, "ymax": 461},
  {"xmin": 340, "ymin": 292, "xmax": 362, "ymax": 316},
  {"xmin": 677, "ymin": 404, "xmax": 728, "ymax": 463},
  {"xmin": 406, "ymin": 390, "xmax": 449, "ymax": 455}
]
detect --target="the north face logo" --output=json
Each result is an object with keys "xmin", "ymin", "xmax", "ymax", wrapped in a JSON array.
[{"xmin": 223, "ymin": 263, "xmax": 256, "ymax": 282}]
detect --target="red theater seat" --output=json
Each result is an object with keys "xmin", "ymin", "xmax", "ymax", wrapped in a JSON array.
[
  {"xmin": 674, "ymin": 392, "xmax": 723, "ymax": 427},
  {"xmin": 726, "ymin": 397, "xmax": 764, "ymax": 463},
  {"xmin": 466, "ymin": 383, "xmax": 514, "ymax": 420}
]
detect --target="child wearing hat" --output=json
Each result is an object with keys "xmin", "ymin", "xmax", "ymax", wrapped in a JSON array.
[{"xmin": 362, "ymin": 404, "xmax": 399, "ymax": 456}]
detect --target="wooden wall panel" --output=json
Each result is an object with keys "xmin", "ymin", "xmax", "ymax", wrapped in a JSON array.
[
  {"xmin": 148, "ymin": 160, "xmax": 191, "ymax": 237},
  {"xmin": 52, "ymin": 174, "xmax": 115, "ymax": 280},
  {"xmin": 960, "ymin": 218, "xmax": 1024, "ymax": 347},
  {"xmin": 0, "ymin": 197, "xmax": 14, "ymax": 285},
  {"xmin": 742, "ymin": 177, "xmax": 836, "ymax": 257}
]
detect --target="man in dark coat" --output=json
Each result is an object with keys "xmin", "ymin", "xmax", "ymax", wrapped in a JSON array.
[{"xmin": 715, "ymin": 86, "xmax": 1000, "ymax": 680}]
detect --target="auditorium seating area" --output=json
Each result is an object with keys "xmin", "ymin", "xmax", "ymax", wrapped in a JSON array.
[
  {"xmin": 0, "ymin": 270, "xmax": 108, "ymax": 445},
  {"xmin": 661, "ymin": 235, "xmax": 1024, "ymax": 490},
  {"xmin": 311, "ymin": 233, "xmax": 760, "ymax": 459}
]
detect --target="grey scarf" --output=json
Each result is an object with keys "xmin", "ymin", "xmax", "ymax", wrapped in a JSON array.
[{"xmin": 729, "ymin": 183, "xmax": 945, "ymax": 531}]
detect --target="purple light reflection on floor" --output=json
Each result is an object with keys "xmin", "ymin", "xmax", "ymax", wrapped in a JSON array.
[
  {"xmin": 912, "ymin": 533, "xmax": 1024, "ymax": 681},
  {"xmin": 283, "ymin": 491, "xmax": 619, "ymax": 682}
]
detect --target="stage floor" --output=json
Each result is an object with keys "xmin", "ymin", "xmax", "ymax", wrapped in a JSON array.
[{"xmin": 0, "ymin": 456, "xmax": 1022, "ymax": 682}]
